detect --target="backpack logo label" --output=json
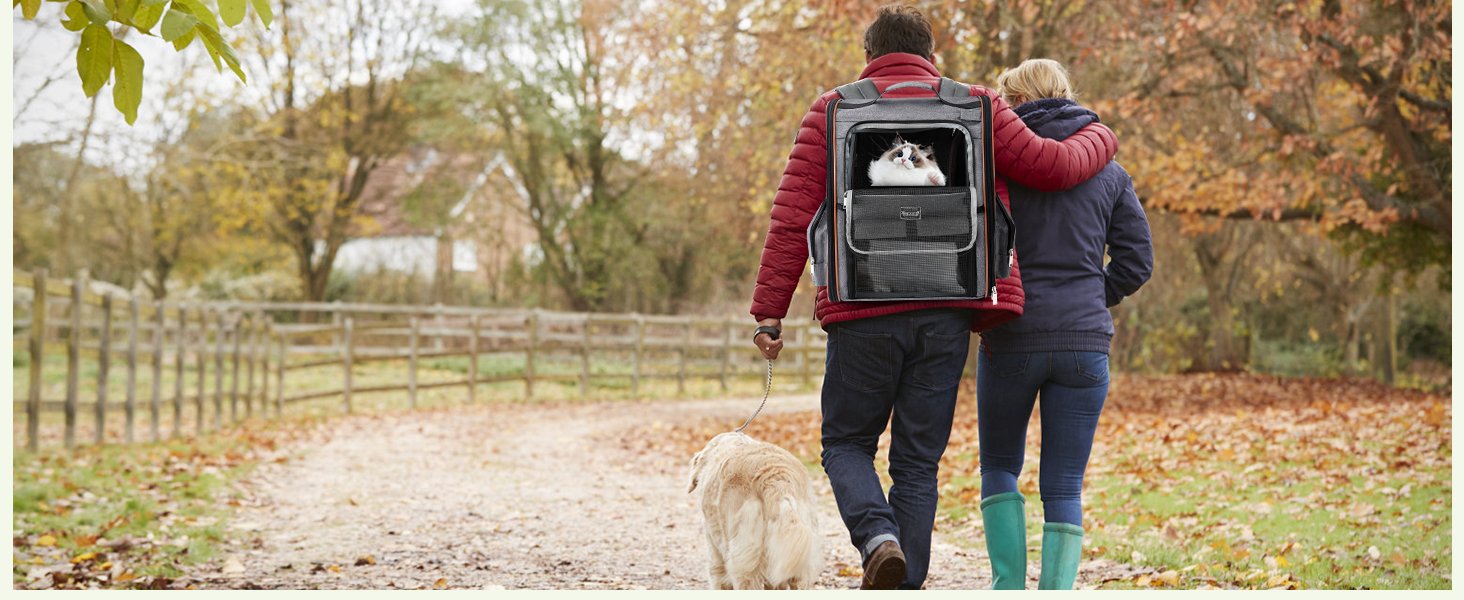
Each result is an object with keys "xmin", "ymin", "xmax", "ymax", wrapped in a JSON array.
[{"xmin": 899, "ymin": 206, "xmax": 922, "ymax": 220}]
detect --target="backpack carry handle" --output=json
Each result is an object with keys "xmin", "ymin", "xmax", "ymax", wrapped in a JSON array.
[
  {"xmin": 879, "ymin": 81, "xmax": 939, "ymax": 97},
  {"xmin": 836, "ymin": 78, "xmax": 982, "ymax": 108}
]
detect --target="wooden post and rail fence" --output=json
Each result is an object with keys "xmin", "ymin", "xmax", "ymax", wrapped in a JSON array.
[{"xmin": 12, "ymin": 269, "xmax": 828, "ymax": 452}]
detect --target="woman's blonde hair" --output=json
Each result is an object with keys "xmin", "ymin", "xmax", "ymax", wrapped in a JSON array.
[{"xmin": 995, "ymin": 58, "xmax": 1075, "ymax": 106}]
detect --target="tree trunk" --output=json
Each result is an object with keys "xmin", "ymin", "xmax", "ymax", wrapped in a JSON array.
[
  {"xmin": 1343, "ymin": 320, "xmax": 1361, "ymax": 371},
  {"xmin": 434, "ymin": 232, "xmax": 454, "ymax": 305},
  {"xmin": 1194, "ymin": 234, "xmax": 1249, "ymax": 371},
  {"xmin": 1378, "ymin": 290, "xmax": 1398, "ymax": 385},
  {"xmin": 59, "ymin": 94, "xmax": 103, "ymax": 274}
]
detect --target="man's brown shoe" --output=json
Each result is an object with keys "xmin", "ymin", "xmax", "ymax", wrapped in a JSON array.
[{"xmin": 860, "ymin": 540, "xmax": 906, "ymax": 590}]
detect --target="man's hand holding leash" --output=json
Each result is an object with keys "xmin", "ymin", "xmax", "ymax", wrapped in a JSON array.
[{"xmin": 753, "ymin": 318, "xmax": 783, "ymax": 360}]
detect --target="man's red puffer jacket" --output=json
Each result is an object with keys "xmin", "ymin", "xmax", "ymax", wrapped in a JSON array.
[{"xmin": 750, "ymin": 53, "xmax": 1118, "ymax": 331}]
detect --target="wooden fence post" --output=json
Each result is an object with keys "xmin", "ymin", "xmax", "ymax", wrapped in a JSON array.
[
  {"xmin": 256, "ymin": 313, "xmax": 269, "ymax": 412},
  {"xmin": 719, "ymin": 319, "xmax": 732, "ymax": 392},
  {"xmin": 64, "ymin": 270, "xmax": 86, "ymax": 449},
  {"xmin": 579, "ymin": 315, "xmax": 591, "ymax": 400},
  {"xmin": 800, "ymin": 321, "xmax": 812, "ymax": 387},
  {"xmin": 126, "ymin": 296, "xmax": 139, "ymax": 443},
  {"xmin": 342, "ymin": 317, "xmax": 354, "ymax": 414},
  {"xmin": 254, "ymin": 315, "xmax": 265, "ymax": 413},
  {"xmin": 150, "ymin": 300, "xmax": 164, "ymax": 441},
  {"xmin": 467, "ymin": 315, "xmax": 479, "ymax": 404},
  {"xmin": 256, "ymin": 323, "xmax": 267, "ymax": 418},
  {"xmin": 433, "ymin": 303, "xmax": 445, "ymax": 351},
  {"xmin": 173, "ymin": 304, "xmax": 185, "ymax": 438},
  {"xmin": 408, "ymin": 317, "xmax": 419, "ymax": 409},
  {"xmin": 194, "ymin": 306, "xmax": 207, "ymax": 435},
  {"xmin": 275, "ymin": 333, "xmax": 286, "ymax": 417},
  {"xmin": 678, "ymin": 320, "xmax": 690, "ymax": 395},
  {"xmin": 96, "ymin": 294, "xmax": 112, "ymax": 445},
  {"xmin": 631, "ymin": 314, "xmax": 643, "ymax": 399},
  {"xmin": 26, "ymin": 268, "xmax": 47, "ymax": 452},
  {"xmin": 229, "ymin": 313, "xmax": 242, "ymax": 423},
  {"xmin": 524, "ymin": 311, "xmax": 538, "ymax": 400},
  {"xmin": 244, "ymin": 314, "xmax": 257, "ymax": 418},
  {"xmin": 214, "ymin": 310, "xmax": 226, "ymax": 428}
]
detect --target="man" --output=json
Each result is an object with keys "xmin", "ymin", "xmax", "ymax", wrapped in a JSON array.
[{"xmin": 748, "ymin": 4, "xmax": 1119, "ymax": 590}]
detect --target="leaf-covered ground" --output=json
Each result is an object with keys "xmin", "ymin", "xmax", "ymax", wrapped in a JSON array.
[
  {"xmin": 11, "ymin": 421, "xmax": 320, "ymax": 589},
  {"xmin": 11, "ymin": 373, "xmax": 1450, "ymax": 589},
  {"xmin": 664, "ymin": 373, "xmax": 1452, "ymax": 590}
]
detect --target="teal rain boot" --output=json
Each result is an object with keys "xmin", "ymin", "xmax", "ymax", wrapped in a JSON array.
[
  {"xmin": 980, "ymin": 492, "xmax": 1027, "ymax": 590},
  {"xmin": 1038, "ymin": 522, "xmax": 1085, "ymax": 590}
]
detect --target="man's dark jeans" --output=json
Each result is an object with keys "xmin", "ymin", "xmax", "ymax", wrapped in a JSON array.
[{"xmin": 820, "ymin": 308, "xmax": 973, "ymax": 590}]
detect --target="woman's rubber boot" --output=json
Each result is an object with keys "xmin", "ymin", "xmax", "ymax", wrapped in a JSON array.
[
  {"xmin": 980, "ymin": 492, "xmax": 1027, "ymax": 590},
  {"xmin": 1038, "ymin": 522, "xmax": 1085, "ymax": 590}
]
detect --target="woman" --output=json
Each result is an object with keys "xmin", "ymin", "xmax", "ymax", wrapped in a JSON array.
[{"xmin": 976, "ymin": 59, "xmax": 1154, "ymax": 590}]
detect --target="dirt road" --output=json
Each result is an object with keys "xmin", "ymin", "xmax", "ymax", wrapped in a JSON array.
[{"xmin": 185, "ymin": 394, "xmax": 1123, "ymax": 589}]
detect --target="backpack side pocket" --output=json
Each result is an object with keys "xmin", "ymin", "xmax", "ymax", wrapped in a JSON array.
[
  {"xmin": 807, "ymin": 198, "xmax": 831, "ymax": 287},
  {"xmin": 992, "ymin": 197, "xmax": 1014, "ymax": 280}
]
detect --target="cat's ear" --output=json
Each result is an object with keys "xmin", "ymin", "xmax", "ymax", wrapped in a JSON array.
[
  {"xmin": 892, "ymin": 135, "xmax": 905, "ymax": 146},
  {"xmin": 920, "ymin": 145, "xmax": 935, "ymax": 157}
]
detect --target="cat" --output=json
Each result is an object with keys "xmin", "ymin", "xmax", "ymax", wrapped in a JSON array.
[{"xmin": 868, "ymin": 136, "xmax": 946, "ymax": 187}]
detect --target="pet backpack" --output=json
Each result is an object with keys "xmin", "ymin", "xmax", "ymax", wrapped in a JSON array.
[{"xmin": 807, "ymin": 77, "xmax": 1014, "ymax": 302}]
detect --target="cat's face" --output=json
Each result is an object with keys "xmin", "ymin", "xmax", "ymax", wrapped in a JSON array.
[{"xmin": 880, "ymin": 137, "xmax": 936, "ymax": 170}]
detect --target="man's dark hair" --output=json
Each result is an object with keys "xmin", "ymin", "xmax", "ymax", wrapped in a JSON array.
[{"xmin": 863, "ymin": 4, "xmax": 935, "ymax": 60}]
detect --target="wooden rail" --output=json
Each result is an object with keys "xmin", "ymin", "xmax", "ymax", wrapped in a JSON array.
[{"xmin": 13, "ymin": 270, "xmax": 827, "ymax": 451}]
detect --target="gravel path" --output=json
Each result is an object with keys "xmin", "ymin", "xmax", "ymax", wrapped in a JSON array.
[{"xmin": 185, "ymin": 394, "xmax": 1133, "ymax": 590}]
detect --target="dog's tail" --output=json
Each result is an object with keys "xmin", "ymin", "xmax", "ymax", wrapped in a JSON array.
[{"xmin": 761, "ymin": 488, "xmax": 822, "ymax": 589}]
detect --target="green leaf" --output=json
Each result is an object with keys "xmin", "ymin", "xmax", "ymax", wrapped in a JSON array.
[
  {"xmin": 115, "ymin": 0, "xmax": 138, "ymax": 22},
  {"xmin": 111, "ymin": 39, "xmax": 144, "ymax": 125},
  {"xmin": 172, "ymin": 28, "xmax": 196, "ymax": 51},
  {"xmin": 250, "ymin": 0, "xmax": 271, "ymax": 28},
  {"xmin": 218, "ymin": 0, "xmax": 244, "ymax": 27},
  {"xmin": 196, "ymin": 24, "xmax": 245, "ymax": 83},
  {"xmin": 198, "ymin": 31, "xmax": 222, "ymax": 72},
  {"xmin": 141, "ymin": 0, "xmax": 170, "ymax": 6},
  {"xmin": 79, "ymin": 0, "xmax": 111, "ymax": 24},
  {"xmin": 60, "ymin": 0, "xmax": 88, "ymax": 31},
  {"xmin": 131, "ymin": 2, "xmax": 163, "ymax": 32},
  {"xmin": 19, "ymin": 0, "xmax": 41, "ymax": 20},
  {"xmin": 172, "ymin": 0, "xmax": 218, "ymax": 31},
  {"xmin": 160, "ymin": 8, "xmax": 198, "ymax": 42},
  {"xmin": 76, "ymin": 24, "xmax": 114, "ymax": 98}
]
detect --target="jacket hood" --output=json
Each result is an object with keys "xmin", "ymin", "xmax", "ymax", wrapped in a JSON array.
[{"xmin": 1013, "ymin": 98, "xmax": 1099, "ymax": 140}]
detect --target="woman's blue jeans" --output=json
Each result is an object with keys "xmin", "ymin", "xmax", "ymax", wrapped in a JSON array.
[{"xmin": 975, "ymin": 350, "xmax": 1109, "ymax": 526}]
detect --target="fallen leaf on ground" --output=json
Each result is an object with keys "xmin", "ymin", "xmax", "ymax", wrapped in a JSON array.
[{"xmin": 1150, "ymin": 570, "xmax": 1180, "ymax": 587}]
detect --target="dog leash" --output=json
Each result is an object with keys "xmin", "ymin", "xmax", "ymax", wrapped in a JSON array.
[{"xmin": 734, "ymin": 359, "xmax": 774, "ymax": 433}]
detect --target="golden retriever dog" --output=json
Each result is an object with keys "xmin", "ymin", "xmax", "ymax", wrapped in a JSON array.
[{"xmin": 686, "ymin": 431, "xmax": 823, "ymax": 590}]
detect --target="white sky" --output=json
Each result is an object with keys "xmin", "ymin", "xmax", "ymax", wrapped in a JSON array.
[{"xmin": 11, "ymin": 0, "xmax": 478, "ymax": 166}]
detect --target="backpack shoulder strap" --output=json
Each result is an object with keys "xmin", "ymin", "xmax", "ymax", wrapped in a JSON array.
[
  {"xmin": 937, "ymin": 77, "xmax": 972, "ymax": 100},
  {"xmin": 834, "ymin": 79, "xmax": 879, "ymax": 100}
]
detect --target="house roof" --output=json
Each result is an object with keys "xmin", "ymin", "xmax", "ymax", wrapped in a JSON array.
[{"xmin": 357, "ymin": 147, "xmax": 492, "ymax": 237}]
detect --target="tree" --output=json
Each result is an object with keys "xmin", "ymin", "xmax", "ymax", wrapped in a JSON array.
[
  {"xmin": 1099, "ymin": 0, "xmax": 1450, "ymax": 276},
  {"xmin": 451, "ymin": 0, "xmax": 648, "ymax": 312},
  {"xmin": 90, "ymin": 109, "xmax": 238, "ymax": 297},
  {"xmin": 14, "ymin": 0, "xmax": 269, "ymax": 124},
  {"xmin": 221, "ymin": 0, "xmax": 431, "ymax": 303}
]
